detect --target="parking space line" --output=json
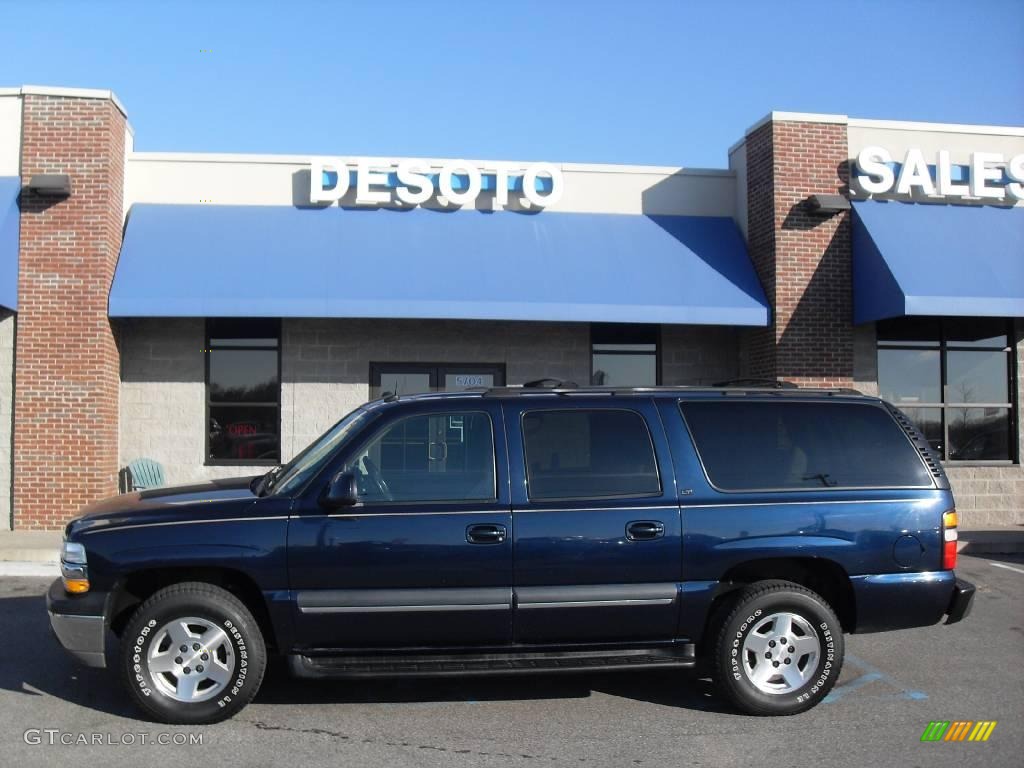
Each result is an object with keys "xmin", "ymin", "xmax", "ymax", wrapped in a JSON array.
[
  {"xmin": 823, "ymin": 653, "xmax": 927, "ymax": 704},
  {"xmin": 989, "ymin": 562, "xmax": 1024, "ymax": 575}
]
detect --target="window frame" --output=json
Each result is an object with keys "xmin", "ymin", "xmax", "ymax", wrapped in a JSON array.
[
  {"xmin": 876, "ymin": 318, "xmax": 1017, "ymax": 465},
  {"xmin": 341, "ymin": 409, "xmax": 499, "ymax": 506},
  {"xmin": 678, "ymin": 398, "xmax": 938, "ymax": 494},
  {"xmin": 204, "ymin": 318, "xmax": 282, "ymax": 467},
  {"xmin": 520, "ymin": 407, "xmax": 663, "ymax": 502},
  {"xmin": 589, "ymin": 323, "xmax": 662, "ymax": 387}
]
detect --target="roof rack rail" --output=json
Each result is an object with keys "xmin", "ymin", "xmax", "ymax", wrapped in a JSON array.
[
  {"xmin": 522, "ymin": 378, "xmax": 578, "ymax": 389},
  {"xmin": 478, "ymin": 383, "xmax": 867, "ymax": 398},
  {"xmin": 712, "ymin": 378, "xmax": 798, "ymax": 389}
]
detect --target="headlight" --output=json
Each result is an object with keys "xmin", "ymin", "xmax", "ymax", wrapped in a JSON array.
[
  {"xmin": 61, "ymin": 541, "xmax": 87, "ymax": 564},
  {"xmin": 60, "ymin": 540, "xmax": 89, "ymax": 594}
]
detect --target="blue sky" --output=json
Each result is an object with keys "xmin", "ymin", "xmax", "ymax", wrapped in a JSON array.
[{"xmin": 1, "ymin": 0, "xmax": 1021, "ymax": 168}]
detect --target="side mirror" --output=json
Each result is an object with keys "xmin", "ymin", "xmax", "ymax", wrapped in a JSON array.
[{"xmin": 320, "ymin": 471, "xmax": 359, "ymax": 509}]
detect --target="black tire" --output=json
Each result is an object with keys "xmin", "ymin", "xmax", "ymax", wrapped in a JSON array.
[
  {"xmin": 712, "ymin": 580, "xmax": 844, "ymax": 715},
  {"xmin": 121, "ymin": 582, "xmax": 267, "ymax": 724}
]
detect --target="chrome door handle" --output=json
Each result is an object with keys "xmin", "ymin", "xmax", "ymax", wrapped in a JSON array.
[
  {"xmin": 466, "ymin": 524, "xmax": 507, "ymax": 544},
  {"xmin": 626, "ymin": 520, "xmax": 665, "ymax": 541}
]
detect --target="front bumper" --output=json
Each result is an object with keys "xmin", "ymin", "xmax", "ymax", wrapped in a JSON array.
[
  {"xmin": 46, "ymin": 578, "xmax": 107, "ymax": 668},
  {"xmin": 944, "ymin": 577, "xmax": 975, "ymax": 625}
]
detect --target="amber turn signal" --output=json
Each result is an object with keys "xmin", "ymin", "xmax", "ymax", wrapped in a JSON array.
[{"xmin": 63, "ymin": 578, "xmax": 90, "ymax": 594}]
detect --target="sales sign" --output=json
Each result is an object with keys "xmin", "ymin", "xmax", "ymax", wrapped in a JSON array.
[{"xmin": 854, "ymin": 146, "xmax": 1024, "ymax": 202}]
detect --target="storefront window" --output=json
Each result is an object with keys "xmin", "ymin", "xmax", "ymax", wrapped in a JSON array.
[
  {"xmin": 877, "ymin": 318, "xmax": 1016, "ymax": 462},
  {"xmin": 206, "ymin": 319, "xmax": 281, "ymax": 464},
  {"xmin": 591, "ymin": 324, "xmax": 659, "ymax": 386}
]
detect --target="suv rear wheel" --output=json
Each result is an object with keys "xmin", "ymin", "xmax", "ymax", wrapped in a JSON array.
[
  {"xmin": 121, "ymin": 582, "xmax": 267, "ymax": 724},
  {"xmin": 712, "ymin": 580, "xmax": 843, "ymax": 715}
]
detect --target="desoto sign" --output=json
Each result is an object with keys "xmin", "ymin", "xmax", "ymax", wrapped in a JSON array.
[
  {"xmin": 309, "ymin": 157, "xmax": 564, "ymax": 208},
  {"xmin": 855, "ymin": 146, "xmax": 1024, "ymax": 202}
]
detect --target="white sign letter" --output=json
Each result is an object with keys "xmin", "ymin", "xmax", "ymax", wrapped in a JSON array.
[
  {"xmin": 309, "ymin": 157, "xmax": 350, "ymax": 203},
  {"xmin": 439, "ymin": 161, "xmax": 482, "ymax": 206},
  {"xmin": 855, "ymin": 146, "xmax": 895, "ymax": 195},
  {"xmin": 936, "ymin": 150, "xmax": 969, "ymax": 198},
  {"xmin": 492, "ymin": 163, "xmax": 519, "ymax": 207},
  {"xmin": 395, "ymin": 161, "xmax": 434, "ymax": 205},
  {"xmin": 1007, "ymin": 153, "xmax": 1024, "ymax": 201},
  {"xmin": 522, "ymin": 163, "xmax": 564, "ymax": 208},
  {"xmin": 896, "ymin": 148, "xmax": 936, "ymax": 196},
  {"xmin": 970, "ymin": 151, "xmax": 1006, "ymax": 200},
  {"xmin": 356, "ymin": 160, "xmax": 391, "ymax": 205}
]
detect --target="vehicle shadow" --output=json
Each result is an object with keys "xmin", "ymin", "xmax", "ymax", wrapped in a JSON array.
[
  {"xmin": 3, "ymin": 591, "xmax": 734, "ymax": 720},
  {"xmin": 255, "ymin": 656, "xmax": 731, "ymax": 713},
  {"xmin": 0, "ymin": 593, "xmax": 139, "ymax": 720}
]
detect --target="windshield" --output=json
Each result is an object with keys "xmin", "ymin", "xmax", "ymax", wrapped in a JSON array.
[{"xmin": 269, "ymin": 406, "xmax": 375, "ymax": 496}]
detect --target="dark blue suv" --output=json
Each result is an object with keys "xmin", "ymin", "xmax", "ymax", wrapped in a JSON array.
[{"xmin": 47, "ymin": 384, "xmax": 975, "ymax": 723}]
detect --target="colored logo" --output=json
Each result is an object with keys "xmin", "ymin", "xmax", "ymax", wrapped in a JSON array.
[{"xmin": 920, "ymin": 721, "xmax": 997, "ymax": 742}]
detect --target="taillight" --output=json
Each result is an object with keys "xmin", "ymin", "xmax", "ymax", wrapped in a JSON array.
[{"xmin": 941, "ymin": 509, "xmax": 958, "ymax": 570}]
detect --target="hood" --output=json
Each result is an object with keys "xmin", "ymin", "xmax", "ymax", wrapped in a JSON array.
[{"xmin": 67, "ymin": 475, "xmax": 260, "ymax": 537}]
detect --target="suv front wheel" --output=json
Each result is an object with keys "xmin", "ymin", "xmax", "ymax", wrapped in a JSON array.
[
  {"xmin": 713, "ymin": 580, "xmax": 844, "ymax": 715},
  {"xmin": 121, "ymin": 582, "xmax": 267, "ymax": 724}
]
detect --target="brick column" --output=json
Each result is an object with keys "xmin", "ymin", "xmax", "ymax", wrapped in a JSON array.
[
  {"xmin": 14, "ymin": 93, "xmax": 126, "ymax": 529},
  {"xmin": 741, "ymin": 117, "xmax": 853, "ymax": 387}
]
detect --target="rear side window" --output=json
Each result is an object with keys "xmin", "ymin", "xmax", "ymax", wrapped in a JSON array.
[
  {"xmin": 522, "ymin": 409, "xmax": 660, "ymax": 500},
  {"xmin": 679, "ymin": 401, "xmax": 933, "ymax": 491}
]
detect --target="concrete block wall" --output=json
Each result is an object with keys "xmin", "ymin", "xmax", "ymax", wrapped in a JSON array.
[
  {"xmin": 118, "ymin": 318, "xmax": 594, "ymax": 484},
  {"xmin": 660, "ymin": 325, "xmax": 740, "ymax": 385},
  {"xmin": 118, "ymin": 318, "xmax": 270, "ymax": 485},
  {"xmin": 280, "ymin": 319, "xmax": 592, "ymax": 459},
  {"xmin": 0, "ymin": 312, "xmax": 13, "ymax": 529},
  {"xmin": 116, "ymin": 315, "xmax": 1020, "ymax": 526},
  {"xmin": 118, "ymin": 318, "xmax": 741, "ymax": 490}
]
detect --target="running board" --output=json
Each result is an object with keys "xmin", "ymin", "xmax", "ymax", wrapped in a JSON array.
[{"xmin": 289, "ymin": 645, "xmax": 696, "ymax": 679}]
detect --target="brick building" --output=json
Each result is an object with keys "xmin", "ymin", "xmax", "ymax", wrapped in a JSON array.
[{"xmin": 0, "ymin": 86, "xmax": 1020, "ymax": 530}]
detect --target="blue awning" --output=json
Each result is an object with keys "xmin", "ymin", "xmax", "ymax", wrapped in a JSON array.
[
  {"xmin": 852, "ymin": 201, "xmax": 1024, "ymax": 323},
  {"xmin": 0, "ymin": 177, "xmax": 20, "ymax": 311},
  {"xmin": 110, "ymin": 205, "xmax": 769, "ymax": 326}
]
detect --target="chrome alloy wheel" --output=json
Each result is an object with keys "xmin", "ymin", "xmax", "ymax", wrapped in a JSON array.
[
  {"xmin": 146, "ymin": 616, "xmax": 234, "ymax": 703},
  {"xmin": 740, "ymin": 612, "xmax": 820, "ymax": 695}
]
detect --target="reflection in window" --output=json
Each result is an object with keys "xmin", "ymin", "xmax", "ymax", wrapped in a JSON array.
[
  {"xmin": 591, "ymin": 324, "xmax": 659, "ymax": 386},
  {"xmin": 522, "ymin": 409, "xmax": 661, "ymax": 499},
  {"xmin": 877, "ymin": 318, "xmax": 1015, "ymax": 462},
  {"xmin": 680, "ymin": 401, "xmax": 934, "ymax": 490},
  {"xmin": 345, "ymin": 412, "xmax": 495, "ymax": 502},
  {"xmin": 206, "ymin": 319, "xmax": 280, "ymax": 463}
]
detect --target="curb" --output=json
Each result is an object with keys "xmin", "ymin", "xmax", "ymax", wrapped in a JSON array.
[
  {"xmin": 0, "ymin": 561, "xmax": 58, "ymax": 577},
  {"xmin": 958, "ymin": 540, "xmax": 1024, "ymax": 555},
  {"xmin": 0, "ymin": 548, "xmax": 60, "ymax": 563}
]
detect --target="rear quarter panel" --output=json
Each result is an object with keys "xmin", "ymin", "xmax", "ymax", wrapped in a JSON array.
[{"xmin": 656, "ymin": 398, "xmax": 955, "ymax": 636}]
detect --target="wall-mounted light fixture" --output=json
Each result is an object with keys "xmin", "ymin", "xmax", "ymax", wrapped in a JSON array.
[
  {"xmin": 805, "ymin": 193, "xmax": 851, "ymax": 214},
  {"xmin": 25, "ymin": 174, "xmax": 72, "ymax": 197}
]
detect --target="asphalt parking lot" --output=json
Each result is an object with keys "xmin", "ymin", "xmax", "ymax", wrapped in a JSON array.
[{"xmin": 1, "ymin": 553, "xmax": 1020, "ymax": 768}]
